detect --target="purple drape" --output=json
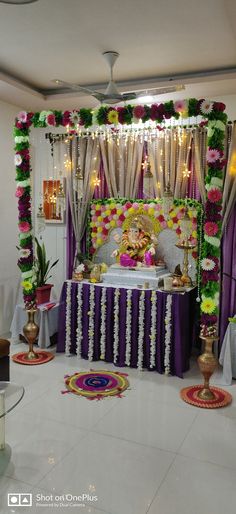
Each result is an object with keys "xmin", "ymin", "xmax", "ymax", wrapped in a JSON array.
[
  {"xmin": 219, "ymin": 204, "xmax": 236, "ymax": 346},
  {"xmin": 57, "ymin": 281, "xmax": 197, "ymax": 378},
  {"xmin": 66, "ymin": 199, "xmax": 75, "ymax": 279}
]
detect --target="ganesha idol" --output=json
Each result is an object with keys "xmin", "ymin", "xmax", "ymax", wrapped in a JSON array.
[{"xmin": 111, "ymin": 217, "xmax": 157, "ymax": 267}]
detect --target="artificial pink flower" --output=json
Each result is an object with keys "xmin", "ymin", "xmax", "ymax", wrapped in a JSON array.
[
  {"xmin": 207, "ymin": 188, "xmax": 222, "ymax": 203},
  {"xmin": 204, "ymin": 221, "xmax": 218, "ymax": 237},
  {"xmin": 18, "ymin": 221, "xmax": 31, "ymax": 233},
  {"xmin": 15, "ymin": 186, "xmax": 24, "ymax": 198},
  {"xmin": 133, "ymin": 202, "xmax": 139, "ymax": 209},
  {"xmin": 174, "ymin": 100, "xmax": 187, "ymax": 113},
  {"xmin": 133, "ymin": 105, "xmax": 145, "ymax": 119},
  {"xmin": 206, "ymin": 148, "xmax": 221, "ymax": 163},
  {"xmin": 46, "ymin": 113, "xmax": 56, "ymax": 126},
  {"xmin": 14, "ymin": 154, "xmax": 22, "ymax": 166},
  {"xmin": 17, "ymin": 111, "xmax": 28, "ymax": 123}
]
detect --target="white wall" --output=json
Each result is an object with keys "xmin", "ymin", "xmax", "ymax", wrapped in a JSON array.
[
  {"xmin": 31, "ymin": 127, "xmax": 67, "ymax": 301},
  {"xmin": 0, "ymin": 100, "xmax": 22, "ymax": 336}
]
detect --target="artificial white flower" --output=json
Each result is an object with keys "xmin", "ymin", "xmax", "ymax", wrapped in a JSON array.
[
  {"xmin": 113, "ymin": 288, "xmax": 120, "ymax": 363},
  {"xmin": 88, "ymin": 285, "xmax": 95, "ymax": 361},
  {"xmin": 75, "ymin": 263, "xmax": 85, "ymax": 273},
  {"xmin": 14, "ymin": 154, "xmax": 22, "ymax": 166},
  {"xmin": 17, "ymin": 179, "xmax": 30, "ymax": 188},
  {"xmin": 164, "ymin": 294, "xmax": 173, "ymax": 375},
  {"xmin": 201, "ymin": 258, "xmax": 216, "ymax": 271},
  {"xmin": 137, "ymin": 290, "xmax": 145, "ymax": 370},
  {"xmin": 69, "ymin": 110, "xmax": 80, "ymax": 125},
  {"xmin": 200, "ymin": 100, "xmax": 213, "ymax": 115},
  {"xmin": 149, "ymin": 290, "xmax": 157, "ymax": 368},
  {"xmin": 211, "ymin": 177, "xmax": 223, "ymax": 188},
  {"xmin": 76, "ymin": 282, "xmax": 83, "ymax": 357},
  {"xmin": 65, "ymin": 280, "xmax": 72, "ymax": 355},
  {"xmin": 19, "ymin": 231, "xmax": 32, "ymax": 240},
  {"xmin": 19, "ymin": 248, "xmax": 31, "ymax": 259},
  {"xmin": 125, "ymin": 289, "xmax": 132, "ymax": 366},
  {"xmin": 15, "ymin": 136, "xmax": 29, "ymax": 144},
  {"xmin": 38, "ymin": 110, "xmax": 49, "ymax": 122},
  {"xmin": 100, "ymin": 286, "xmax": 107, "ymax": 359}
]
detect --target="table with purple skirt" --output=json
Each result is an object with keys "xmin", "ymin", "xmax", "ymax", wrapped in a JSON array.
[{"xmin": 57, "ymin": 280, "xmax": 197, "ymax": 378}]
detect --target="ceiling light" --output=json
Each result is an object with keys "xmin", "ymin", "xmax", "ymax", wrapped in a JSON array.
[
  {"xmin": 0, "ymin": 0, "xmax": 39, "ymax": 4},
  {"xmin": 136, "ymin": 95, "xmax": 153, "ymax": 103}
]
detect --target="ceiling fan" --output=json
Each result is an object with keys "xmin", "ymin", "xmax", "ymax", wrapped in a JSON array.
[
  {"xmin": 53, "ymin": 51, "xmax": 185, "ymax": 105},
  {"xmin": 0, "ymin": 1, "xmax": 39, "ymax": 4}
]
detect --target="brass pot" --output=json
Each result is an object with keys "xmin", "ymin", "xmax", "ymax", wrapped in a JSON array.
[
  {"xmin": 197, "ymin": 336, "xmax": 218, "ymax": 400},
  {"xmin": 23, "ymin": 309, "xmax": 39, "ymax": 360}
]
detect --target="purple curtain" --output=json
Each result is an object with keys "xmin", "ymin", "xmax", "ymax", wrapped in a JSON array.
[
  {"xmin": 66, "ymin": 198, "xmax": 75, "ymax": 279},
  {"xmin": 219, "ymin": 204, "xmax": 236, "ymax": 346}
]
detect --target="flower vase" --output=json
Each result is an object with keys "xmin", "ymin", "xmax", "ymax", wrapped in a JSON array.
[
  {"xmin": 23, "ymin": 309, "xmax": 39, "ymax": 360},
  {"xmin": 197, "ymin": 336, "xmax": 219, "ymax": 400}
]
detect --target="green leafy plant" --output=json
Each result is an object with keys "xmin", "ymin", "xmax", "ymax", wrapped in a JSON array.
[{"xmin": 34, "ymin": 237, "xmax": 59, "ymax": 288}]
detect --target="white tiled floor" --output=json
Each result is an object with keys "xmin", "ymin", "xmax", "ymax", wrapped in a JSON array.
[{"xmin": 1, "ymin": 341, "xmax": 236, "ymax": 514}]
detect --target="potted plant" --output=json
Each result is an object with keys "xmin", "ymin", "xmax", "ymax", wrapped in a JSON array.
[{"xmin": 34, "ymin": 237, "xmax": 59, "ymax": 305}]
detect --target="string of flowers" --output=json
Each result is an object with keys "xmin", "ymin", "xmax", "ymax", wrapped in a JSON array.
[
  {"xmin": 88, "ymin": 284, "xmax": 95, "ymax": 361},
  {"xmin": 200, "ymin": 105, "xmax": 227, "ymax": 333},
  {"xmin": 113, "ymin": 288, "xmax": 120, "ymax": 363},
  {"xmin": 137, "ymin": 290, "xmax": 145, "ymax": 371},
  {"xmin": 125, "ymin": 289, "xmax": 132, "ymax": 366},
  {"xmin": 164, "ymin": 294, "xmax": 173, "ymax": 375},
  {"xmin": 100, "ymin": 286, "xmax": 107, "ymax": 359},
  {"xmin": 150, "ymin": 290, "xmax": 157, "ymax": 368},
  {"xmin": 65, "ymin": 280, "xmax": 72, "ymax": 356},
  {"xmin": 76, "ymin": 282, "xmax": 83, "ymax": 357}
]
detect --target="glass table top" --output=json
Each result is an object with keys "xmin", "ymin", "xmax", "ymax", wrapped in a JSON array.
[{"xmin": 0, "ymin": 382, "xmax": 24, "ymax": 419}]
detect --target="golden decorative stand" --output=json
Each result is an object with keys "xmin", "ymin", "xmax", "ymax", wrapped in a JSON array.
[
  {"xmin": 197, "ymin": 335, "xmax": 218, "ymax": 400},
  {"xmin": 23, "ymin": 309, "xmax": 39, "ymax": 360},
  {"xmin": 175, "ymin": 241, "xmax": 196, "ymax": 286}
]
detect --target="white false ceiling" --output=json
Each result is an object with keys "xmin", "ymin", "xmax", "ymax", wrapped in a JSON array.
[{"xmin": 0, "ymin": 0, "xmax": 236, "ymax": 109}]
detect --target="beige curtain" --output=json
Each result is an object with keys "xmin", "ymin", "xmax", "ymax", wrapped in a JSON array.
[
  {"xmin": 67, "ymin": 137, "xmax": 100, "ymax": 253},
  {"xmin": 99, "ymin": 135, "xmax": 144, "ymax": 197},
  {"xmin": 148, "ymin": 127, "xmax": 207, "ymax": 200}
]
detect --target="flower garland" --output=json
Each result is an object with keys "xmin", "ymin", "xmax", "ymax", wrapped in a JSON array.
[
  {"xmin": 150, "ymin": 290, "xmax": 157, "ymax": 368},
  {"xmin": 113, "ymin": 288, "xmax": 120, "ymax": 363},
  {"xmin": 164, "ymin": 294, "xmax": 173, "ymax": 375},
  {"xmin": 100, "ymin": 286, "xmax": 107, "ymax": 359},
  {"xmin": 125, "ymin": 289, "xmax": 132, "ymax": 366},
  {"xmin": 76, "ymin": 282, "xmax": 83, "ymax": 357},
  {"xmin": 65, "ymin": 280, "xmax": 72, "ymax": 356},
  {"xmin": 200, "ymin": 103, "xmax": 227, "ymax": 329},
  {"xmin": 88, "ymin": 284, "xmax": 95, "ymax": 361},
  {"xmin": 137, "ymin": 290, "xmax": 145, "ymax": 371},
  {"xmin": 14, "ymin": 99, "xmax": 227, "ymax": 329},
  {"xmin": 89, "ymin": 198, "xmax": 201, "ymax": 257}
]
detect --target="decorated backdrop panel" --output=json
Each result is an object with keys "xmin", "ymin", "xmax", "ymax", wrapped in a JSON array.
[{"xmin": 14, "ymin": 98, "xmax": 227, "ymax": 332}]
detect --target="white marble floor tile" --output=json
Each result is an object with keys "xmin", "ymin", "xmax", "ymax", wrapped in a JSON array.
[
  {"xmin": 94, "ymin": 393, "xmax": 197, "ymax": 451},
  {"xmin": 39, "ymin": 431, "xmax": 175, "ymax": 514},
  {"xmin": 147, "ymin": 454, "xmax": 236, "ymax": 514},
  {"xmin": 178, "ymin": 409, "xmax": 236, "ymax": 469},
  {"xmin": 20, "ymin": 384, "xmax": 119, "ymax": 430},
  {"xmin": 2, "ymin": 417, "xmax": 86, "ymax": 486},
  {"xmin": 0, "ymin": 475, "xmax": 33, "ymax": 513}
]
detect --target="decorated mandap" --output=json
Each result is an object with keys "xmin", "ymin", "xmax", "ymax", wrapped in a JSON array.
[{"xmin": 13, "ymin": 98, "xmax": 236, "ymax": 382}]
